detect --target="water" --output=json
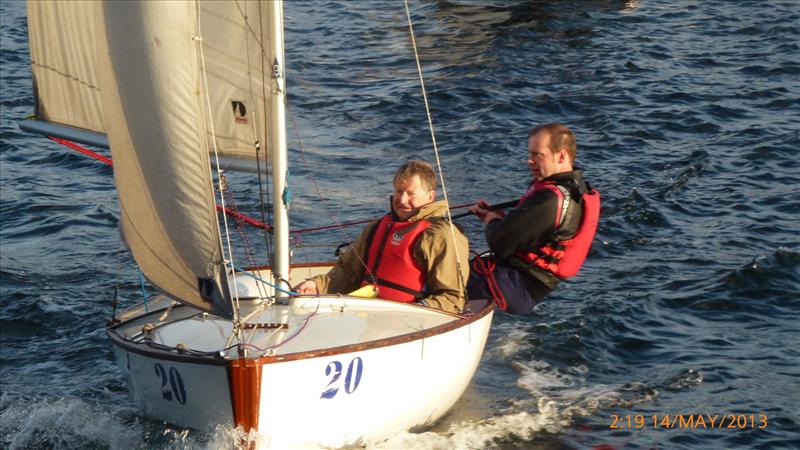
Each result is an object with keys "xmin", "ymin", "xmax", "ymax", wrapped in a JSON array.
[{"xmin": 2, "ymin": 0, "xmax": 799, "ymax": 448}]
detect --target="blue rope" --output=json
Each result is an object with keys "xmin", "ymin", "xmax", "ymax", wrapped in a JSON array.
[
  {"xmin": 231, "ymin": 265, "xmax": 300, "ymax": 296},
  {"xmin": 138, "ymin": 269, "xmax": 150, "ymax": 312},
  {"xmin": 282, "ymin": 169, "xmax": 291, "ymax": 207}
]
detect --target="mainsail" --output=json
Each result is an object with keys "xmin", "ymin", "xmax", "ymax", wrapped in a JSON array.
[
  {"xmin": 26, "ymin": 1, "xmax": 104, "ymax": 134},
  {"xmin": 25, "ymin": 0, "xmax": 274, "ymax": 172}
]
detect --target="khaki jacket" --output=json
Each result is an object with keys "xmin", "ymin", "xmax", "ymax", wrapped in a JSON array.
[{"xmin": 311, "ymin": 200, "xmax": 468, "ymax": 313}]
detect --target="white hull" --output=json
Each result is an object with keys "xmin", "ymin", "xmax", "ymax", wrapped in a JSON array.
[{"xmin": 108, "ymin": 265, "xmax": 494, "ymax": 448}]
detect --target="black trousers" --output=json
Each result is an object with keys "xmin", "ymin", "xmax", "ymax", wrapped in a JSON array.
[{"xmin": 466, "ymin": 258, "xmax": 552, "ymax": 315}]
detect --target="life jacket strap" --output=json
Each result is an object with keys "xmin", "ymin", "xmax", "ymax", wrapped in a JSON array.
[
  {"xmin": 534, "ymin": 253, "xmax": 560, "ymax": 264},
  {"xmin": 374, "ymin": 277, "xmax": 425, "ymax": 299}
]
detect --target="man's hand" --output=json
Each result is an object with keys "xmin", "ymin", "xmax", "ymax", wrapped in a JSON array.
[
  {"xmin": 294, "ymin": 280, "xmax": 319, "ymax": 295},
  {"xmin": 468, "ymin": 199, "xmax": 491, "ymax": 219},
  {"xmin": 469, "ymin": 199, "xmax": 504, "ymax": 225}
]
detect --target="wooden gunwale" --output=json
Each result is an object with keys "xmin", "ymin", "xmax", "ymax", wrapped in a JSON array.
[{"xmin": 242, "ymin": 261, "xmax": 337, "ymax": 272}]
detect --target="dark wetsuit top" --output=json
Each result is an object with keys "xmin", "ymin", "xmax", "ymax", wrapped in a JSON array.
[{"xmin": 476, "ymin": 170, "xmax": 588, "ymax": 308}]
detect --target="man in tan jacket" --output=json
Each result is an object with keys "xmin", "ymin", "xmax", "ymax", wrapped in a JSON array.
[{"xmin": 294, "ymin": 160, "xmax": 468, "ymax": 313}]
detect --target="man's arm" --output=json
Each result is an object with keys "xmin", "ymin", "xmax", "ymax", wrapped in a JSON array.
[
  {"xmin": 307, "ymin": 221, "xmax": 376, "ymax": 294},
  {"xmin": 484, "ymin": 190, "xmax": 558, "ymax": 258},
  {"xmin": 414, "ymin": 222, "xmax": 469, "ymax": 313}
]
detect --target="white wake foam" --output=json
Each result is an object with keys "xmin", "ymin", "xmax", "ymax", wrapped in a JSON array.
[{"xmin": 0, "ymin": 394, "xmax": 139, "ymax": 449}]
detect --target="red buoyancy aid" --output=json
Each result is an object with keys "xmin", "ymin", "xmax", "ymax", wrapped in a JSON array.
[
  {"xmin": 363, "ymin": 214, "xmax": 432, "ymax": 302},
  {"xmin": 514, "ymin": 181, "xmax": 600, "ymax": 279}
]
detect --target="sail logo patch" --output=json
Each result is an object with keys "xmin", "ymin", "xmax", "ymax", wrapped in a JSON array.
[{"xmin": 231, "ymin": 100, "xmax": 248, "ymax": 124}]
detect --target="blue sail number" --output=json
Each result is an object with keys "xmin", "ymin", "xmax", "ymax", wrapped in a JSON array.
[
  {"xmin": 154, "ymin": 363, "xmax": 187, "ymax": 405},
  {"xmin": 320, "ymin": 357, "xmax": 363, "ymax": 399}
]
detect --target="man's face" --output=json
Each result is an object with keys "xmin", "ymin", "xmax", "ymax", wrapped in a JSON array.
[
  {"xmin": 392, "ymin": 175, "xmax": 435, "ymax": 220},
  {"xmin": 527, "ymin": 132, "xmax": 564, "ymax": 181}
]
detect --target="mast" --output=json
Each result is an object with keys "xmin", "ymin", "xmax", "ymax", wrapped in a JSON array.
[{"xmin": 267, "ymin": 0, "xmax": 290, "ymax": 298}]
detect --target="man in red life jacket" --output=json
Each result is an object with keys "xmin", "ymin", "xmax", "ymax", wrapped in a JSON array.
[
  {"xmin": 467, "ymin": 123, "xmax": 600, "ymax": 314},
  {"xmin": 294, "ymin": 160, "xmax": 469, "ymax": 313}
]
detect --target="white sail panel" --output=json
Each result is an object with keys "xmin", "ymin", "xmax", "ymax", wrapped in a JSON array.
[
  {"xmin": 27, "ymin": 1, "xmax": 105, "ymax": 133},
  {"xmin": 198, "ymin": 1, "xmax": 272, "ymax": 164},
  {"xmin": 25, "ymin": 0, "xmax": 271, "ymax": 167},
  {"xmin": 96, "ymin": 2, "xmax": 232, "ymax": 318}
]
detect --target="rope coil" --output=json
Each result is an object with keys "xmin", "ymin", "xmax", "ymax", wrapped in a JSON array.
[{"xmin": 470, "ymin": 253, "xmax": 508, "ymax": 311}]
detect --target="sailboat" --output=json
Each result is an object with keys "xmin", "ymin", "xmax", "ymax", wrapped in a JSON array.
[{"xmin": 21, "ymin": 1, "xmax": 494, "ymax": 447}]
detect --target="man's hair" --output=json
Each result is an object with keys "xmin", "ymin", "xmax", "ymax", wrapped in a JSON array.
[
  {"xmin": 528, "ymin": 123, "xmax": 576, "ymax": 162},
  {"xmin": 393, "ymin": 160, "xmax": 436, "ymax": 192}
]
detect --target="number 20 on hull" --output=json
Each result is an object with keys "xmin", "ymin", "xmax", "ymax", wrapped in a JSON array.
[{"xmin": 321, "ymin": 357, "xmax": 364, "ymax": 399}]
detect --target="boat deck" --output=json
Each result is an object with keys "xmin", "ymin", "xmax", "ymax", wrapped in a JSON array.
[{"xmin": 112, "ymin": 295, "xmax": 461, "ymax": 359}]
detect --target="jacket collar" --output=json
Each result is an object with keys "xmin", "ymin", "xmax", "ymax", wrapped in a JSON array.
[{"xmin": 389, "ymin": 199, "xmax": 449, "ymax": 222}]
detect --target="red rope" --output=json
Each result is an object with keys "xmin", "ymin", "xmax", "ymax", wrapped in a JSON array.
[
  {"xmin": 48, "ymin": 137, "xmax": 473, "ymax": 235},
  {"xmin": 290, "ymin": 203, "xmax": 474, "ymax": 234},
  {"xmin": 471, "ymin": 253, "xmax": 508, "ymax": 311},
  {"xmin": 215, "ymin": 205, "xmax": 272, "ymax": 231},
  {"xmin": 49, "ymin": 137, "xmax": 113, "ymax": 166},
  {"xmin": 221, "ymin": 174, "xmax": 261, "ymax": 265}
]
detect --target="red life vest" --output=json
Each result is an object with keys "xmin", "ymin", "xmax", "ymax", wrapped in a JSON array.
[
  {"xmin": 363, "ymin": 214, "xmax": 432, "ymax": 302},
  {"xmin": 514, "ymin": 181, "xmax": 600, "ymax": 279}
]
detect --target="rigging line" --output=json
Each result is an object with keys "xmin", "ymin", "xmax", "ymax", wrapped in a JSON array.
[
  {"xmin": 236, "ymin": 0, "xmax": 274, "ymax": 268},
  {"xmin": 284, "ymin": 100, "xmax": 376, "ymax": 279},
  {"xmin": 48, "ymin": 136, "xmax": 276, "ymax": 236},
  {"xmin": 112, "ymin": 241, "xmax": 125, "ymax": 322},
  {"xmin": 403, "ymin": 0, "xmax": 468, "ymax": 297},
  {"xmin": 266, "ymin": 299, "xmax": 321, "ymax": 351},
  {"xmin": 138, "ymin": 268, "xmax": 150, "ymax": 312},
  {"xmin": 231, "ymin": 265, "xmax": 300, "ymax": 296},
  {"xmin": 221, "ymin": 176, "xmax": 259, "ymax": 267},
  {"xmin": 232, "ymin": 300, "xmax": 319, "ymax": 354},
  {"xmin": 47, "ymin": 136, "xmax": 478, "ymax": 234},
  {"xmin": 215, "ymin": 205, "xmax": 271, "ymax": 230},
  {"xmin": 233, "ymin": 0, "xmax": 268, "ymax": 56},
  {"xmin": 235, "ymin": 0, "xmax": 276, "ymax": 275},
  {"xmin": 235, "ymin": 0, "xmax": 369, "ymax": 282},
  {"xmin": 194, "ymin": 1, "xmax": 243, "ymax": 324},
  {"xmin": 238, "ymin": 0, "xmax": 271, "ymax": 302}
]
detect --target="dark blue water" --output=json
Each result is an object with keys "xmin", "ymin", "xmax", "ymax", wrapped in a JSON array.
[{"xmin": 2, "ymin": 1, "xmax": 799, "ymax": 448}]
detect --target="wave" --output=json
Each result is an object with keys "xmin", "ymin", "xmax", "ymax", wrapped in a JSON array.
[
  {"xmin": 721, "ymin": 246, "xmax": 800, "ymax": 301},
  {"xmin": 0, "ymin": 394, "xmax": 140, "ymax": 450}
]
